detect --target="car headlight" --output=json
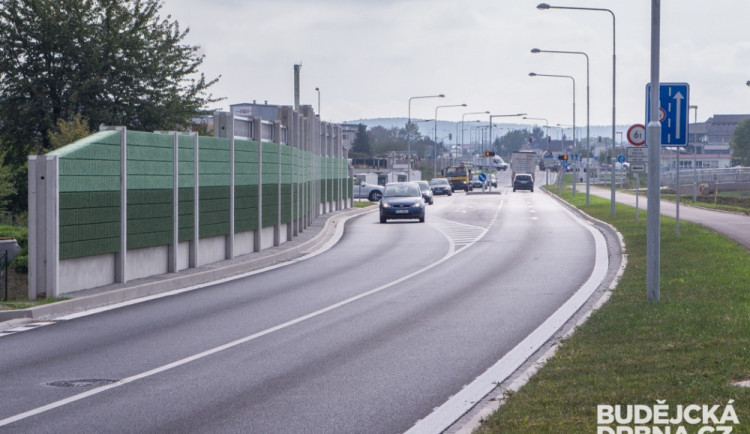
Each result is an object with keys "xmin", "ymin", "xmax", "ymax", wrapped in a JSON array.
[
  {"xmin": 413, "ymin": 202, "xmax": 423, "ymax": 208},
  {"xmin": 381, "ymin": 202, "xmax": 391, "ymax": 208}
]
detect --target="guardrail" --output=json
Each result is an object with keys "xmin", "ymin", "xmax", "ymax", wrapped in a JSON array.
[{"xmin": 660, "ymin": 167, "xmax": 750, "ymax": 186}]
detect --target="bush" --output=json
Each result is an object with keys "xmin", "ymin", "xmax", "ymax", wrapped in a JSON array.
[{"xmin": 0, "ymin": 224, "xmax": 28, "ymax": 273}]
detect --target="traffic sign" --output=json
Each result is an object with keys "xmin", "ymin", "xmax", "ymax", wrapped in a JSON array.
[
  {"xmin": 630, "ymin": 163, "xmax": 647, "ymax": 173},
  {"xmin": 627, "ymin": 146, "xmax": 648, "ymax": 164},
  {"xmin": 646, "ymin": 82, "xmax": 690, "ymax": 147},
  {"xmin": 627, "ymin": 124, "xmax": 646, "ymax": 146},
  {"xmin": 478, "ymin": 173, "xmax": 486, "ymax": 182},
  {"xmin": 617, "ymin": 155, "xmax": 626, "ymax": 163}
]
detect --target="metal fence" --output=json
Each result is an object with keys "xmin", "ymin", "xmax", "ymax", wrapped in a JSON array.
[
  {"xmin": 0, "ymin": 211, "xmax": 27, "ymax": 226},
  {"xmin": 1, "ymin": 250, "xmax": 7, "ymax": 301},
  {"xmin": 660, "ymin": 167, "xmax": 750, "ymax": 187}
]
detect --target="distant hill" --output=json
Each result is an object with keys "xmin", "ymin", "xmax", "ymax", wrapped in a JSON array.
[{"xmin": 345, "ymin": 117, "xmax": 631, "ymax": 142}]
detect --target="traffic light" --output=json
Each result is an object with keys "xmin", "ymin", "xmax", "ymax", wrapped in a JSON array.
[
  {"xmin": 558, "ymin": 154, "xmax": 568, "ymax": 161},
  {"xmin": 484, "ymin": 151, "xmax": 495, "ymax": 157}
]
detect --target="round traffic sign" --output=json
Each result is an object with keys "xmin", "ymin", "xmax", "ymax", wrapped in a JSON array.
[
  {"xmin": 617, "ymin": 155, "xmax": 626, "ymax": 163},
  {"xmin": 627, "ymin": 124, "xmax": 646, "ymax": 146},
  {"xmin": 478, "ymin": 173, "xmax": 486, "ymax": 182}
]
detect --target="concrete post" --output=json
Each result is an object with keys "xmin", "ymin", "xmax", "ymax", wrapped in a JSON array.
[
  {"xmin": 227, "ymin": 116, "xmax": 236, "ymax": 260},
  {"xmin": 254, "ymin": 116, "xmax": 263, "ymax": 252},
  {"xmin": 169, "ymin": 133, "xmax": 179, "ymax": 272},
  {"xmin": 190, "ymin": 133, "xmax": 200, "ymax": 268},
  {"xmin": 28, "ymin": 155, "xmax": 59, "ymax": 299},
  {"xmin": 115, "ymin": 127, "xmax": 127, "ymax": 284},
  {"xmin": 274, "ymin": 121, "xmax": 282, "ymax": 246}
]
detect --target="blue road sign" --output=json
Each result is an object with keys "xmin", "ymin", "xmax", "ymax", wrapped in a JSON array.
[
  {"xmin": 617, "ymin": 155, "xmax": 626, "ymax": 163},
  {"xmin": 478, "ymin": 173, "xmax": 486, "ymax": 182},
  {"xmin": 646, "ymin": 82, "xmax": 690, "ymax": 147}
]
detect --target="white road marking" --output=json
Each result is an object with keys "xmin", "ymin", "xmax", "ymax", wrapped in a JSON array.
[
  {"xmin": 405, "ymin": 196, "xmax": 610, "ymax": 434},
  {"xmin": 0, "ymin": 200, "xmax": 506, "ymax": 428}
]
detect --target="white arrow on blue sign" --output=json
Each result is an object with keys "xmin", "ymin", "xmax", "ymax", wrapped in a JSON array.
[{"xmin": 645, "ymin": 82, "xmax": 690, "ymax": 147}]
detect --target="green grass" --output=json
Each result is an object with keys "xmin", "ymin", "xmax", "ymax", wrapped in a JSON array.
[
  {"xmin": 0, "ymin": 297, "xmax": 68, "ymax": 310},
  {"xmin": 353, "ymin": 200, "xmax": 376, "ymax": 208},
  {"xmin": 475, "ymin": 187, "xmax": 750, "ymax": 433}
]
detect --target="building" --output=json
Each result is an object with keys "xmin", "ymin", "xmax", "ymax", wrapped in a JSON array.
[
  {"xmin": 230, "ymin": 102, "xmax": 281, "ymax": 121},
  {"xmin": 688, "ymin": 114, "xmax": 750, "ymax": 155}
]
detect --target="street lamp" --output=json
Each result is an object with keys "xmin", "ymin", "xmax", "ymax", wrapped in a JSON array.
[
  {"xmin": 537, "ymin": 3, "xmax": 616, "ymax": 215},
  {"xmin": 530, "ymin": 72, "xmax": 576, "ymax": 195},
  {"xmin": 489, "ymin": 113, "xmax": 526, "ymax": 156},
  {"xmin": 434, "ymin": 104, "xmax": 467, "ymax": 176},
  {"xmin": 408, "ymin": 94, "xmax": 445, "ymax": 181},
  {"xmin": 462, "ymin": 111, "xmax": 490, "ymax": 152},
  {"xmin": 532, "ymin": 48, "xmax": 591, "ymax": 205}
]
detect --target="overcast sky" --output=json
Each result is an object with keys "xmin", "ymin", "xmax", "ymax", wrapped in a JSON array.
[{"xmin": 166, "ymin": 0, "xmax": 750, "ymax": 129}]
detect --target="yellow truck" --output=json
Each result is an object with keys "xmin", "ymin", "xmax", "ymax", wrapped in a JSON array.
[{"xmin": 443, "ymin": 163, "xmax": 472, "ymax": 192}]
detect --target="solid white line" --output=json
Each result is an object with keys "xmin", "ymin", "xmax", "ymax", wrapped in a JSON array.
[
  {"xmin": 404, "ymin": 198, "xmax": 610, "ymax": 434},
  {"xmin": 0, "ymin": 200, "xmax": 505, "ymax": 428}
]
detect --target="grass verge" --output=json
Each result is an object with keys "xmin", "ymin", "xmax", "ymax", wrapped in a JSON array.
[{"xmin": 475, "ymin": 187, "xmax": 750, "ymax": 433}]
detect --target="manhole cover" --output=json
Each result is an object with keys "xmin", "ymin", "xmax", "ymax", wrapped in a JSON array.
[{"xmin": 45, "ymin": 379, "xmax": 118, "ymax": 388}]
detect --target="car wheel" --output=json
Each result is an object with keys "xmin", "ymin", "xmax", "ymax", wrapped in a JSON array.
[
  {"xmin": 448, "ymin": 191, "xmax": 452, "ymax": 196},
  {"xmin": 369, "ymin": 190, "xmax": 382, "ymax": 202},
  {"xmin": 513, "ymin": 188, "xmax": 516, "ymax": 192},
  {"xmin": 419, "ymin": 215, "xmax": 425, "ymax": 223},
  {"xmin": 531, "ymin": 188, "xmax": 534, "ymax": 192},
  {"xmin": 380, "ymin": 215, "xmax": 387, "ymax": 223}
]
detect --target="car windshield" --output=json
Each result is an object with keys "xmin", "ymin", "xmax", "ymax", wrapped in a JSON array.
[
  {"xmin": 445, "ymin": 167, "xmax": 467, "ymax": 177},
  {"xmin": 430, "ymin": 179, "xmax": 449, "ymax": 186},
  {"xmin": 384, "ymin": 184, "xmax": 421, "ymax": 198},
  {"xmin": 516, "ymin": 175, "xmax": 532, "ymax": 181},
  {"xmin": 416, "ymin": 181, "xmax": 430, "ymax": 190}
]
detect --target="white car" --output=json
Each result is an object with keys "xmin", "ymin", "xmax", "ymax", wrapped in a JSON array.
[{"xmin": 353, "ymin": 178, "xmax": 384, "ymax": 201}]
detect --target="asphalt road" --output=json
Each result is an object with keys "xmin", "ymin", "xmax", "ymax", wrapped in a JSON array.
[
  {"xmin": 588, "ymin": 185, "xmax": 750, "ymax": 250},
  {"xmin": 0, "ymin": 173, "xmax": 605, "ymax": 433}
]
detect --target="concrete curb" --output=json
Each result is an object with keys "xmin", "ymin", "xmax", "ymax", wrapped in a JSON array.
[
  {"xmin": 448, "ymin": 187, "xmax": 628, "ymax": 433},
  {"xmin": 0, "ymin": 206, "xmax": 375, "ymax": 324}
]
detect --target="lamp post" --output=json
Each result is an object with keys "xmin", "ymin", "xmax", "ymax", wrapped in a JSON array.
[
  {"xmin": 408, "ymin": 94, "xmax": 445, "ymax": 181},
  {"xmin": 489, "ymin": 113, "xmax": 526, "ymax": 157},
  {"xmin": 537, "ymin": 3, "xmax": 616, "ymax": 215},
  {"xmin": 531, "ymin": 48, "xmax": 591, "ymax": 205},
  {"xmin": 523, "ymin": 116, "xmax": 549, "ymax": 151},
  {"xmin": 434, "ymin": 104, "xmax": 467, "ymax": 176},
  {"xmin": 462, "ymin": 111, "xmax": 490, "ymax": 154},
  {"xmin": 529, "ymin": 72, "xmax": 576, "ymax": 195}
]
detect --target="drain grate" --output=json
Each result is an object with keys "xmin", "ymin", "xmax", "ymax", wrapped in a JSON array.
[{"xmin": 45, "ymin": 379, "xmax": 118, "ymax": 388}]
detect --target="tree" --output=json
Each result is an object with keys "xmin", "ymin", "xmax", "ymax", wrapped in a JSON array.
[
  {"xmin": 48, "ymin": 114, "xmax": 93, "ymax": 150},
  {"xmin": 350, "ymin": 124, "xmax": 371, "ymax": 156},
  {"xmin": 729, "ymin": 118, "xmax": 750, "ymax": 166},
  {"xmin": 497, "ymin": 129, "xmax": 533, "ymax": 156},
  {"xmin": 0, "ymin": 0, "xmax": 221, "ymax": 210}
]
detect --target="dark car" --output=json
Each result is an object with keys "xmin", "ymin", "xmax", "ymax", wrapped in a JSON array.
[
  {"xmin": 469, "ymin": 175, "xmax": 485, "ymax": 190},
  {"xmin": 513, "ymin": 173, "xmax": 534, "ymax": 192},
  {"xmin": 429, "ymin": 178, "xmax": 453, "ymax": 196},
  {"xmin": 379, "ymin": 182, "xmax": 426, "ymax": 223},
  {"xmin": 415, "ymin": 180, "xmax": 434, "ymax": 205}
]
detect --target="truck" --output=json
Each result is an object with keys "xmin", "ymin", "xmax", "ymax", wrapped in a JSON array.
[
  {"xmin": 442, "ymin": 163, "xmax": 472, "ymax": 192},
  {"xmin": 510, "ymin": 151, "xmax": 539, "ymax": 181},
  {"xmin": 471, "ymin": 154, "xmax": 508, "ymax": 171}
]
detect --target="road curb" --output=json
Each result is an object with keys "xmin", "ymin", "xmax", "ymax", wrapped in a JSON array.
[
  {"xmin": 0, "ymin": 206, "xmax": 375, "ymax": 325},
  {"xmin": 447, "ymin": 187, "xmax": 628, "ymax": 433}
]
